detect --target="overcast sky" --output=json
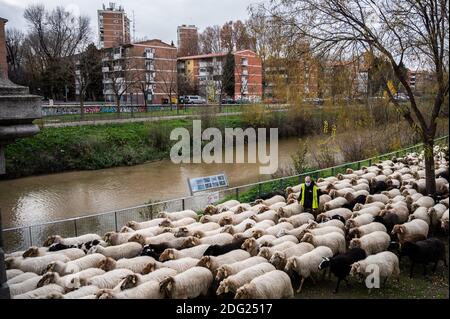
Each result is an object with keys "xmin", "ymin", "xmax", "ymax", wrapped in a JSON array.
[{"xmin": 0, "ymin": 0, "xmax": 265, "ymax": 44}]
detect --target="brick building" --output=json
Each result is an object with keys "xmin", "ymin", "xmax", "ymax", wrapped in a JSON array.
[
  {"xmin": 98, "ymin": 3, "xmax": 131, "ymax": 49},
  {"xmin": 0, "ymin": 18, "xmax": 7, "ymax": 79},
  {"xmin": 177, "ymin": 25, "xmax": 199, "ymax": 57},
  {"xmin": 177, "ymin": 50, "xmax": 263, "ymax": 102},
  {"xmin": 102, "ymin": 39, "xmax": 177, "ymax": 105},
  {"xmin": 408, "ymin": 70, "xmax": 435, "ymax": 95}
]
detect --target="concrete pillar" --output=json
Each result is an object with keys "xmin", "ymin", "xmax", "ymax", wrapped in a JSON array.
[
  {"xmin": 0, "ymin": 211, "xmax": 10, "ymax": 299},
  {"xmin": 0, "ymin": 18, "xmax": 7, "ymax": 79}
]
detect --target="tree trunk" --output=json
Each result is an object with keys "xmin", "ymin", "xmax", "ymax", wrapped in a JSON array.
[
  {"xmin": 423, "ymin": 137, "xmax": 436, "ymax": 197},
  {"xmin": 80, "ymin": 94, "xmax": 85, "ymax": 120},
  {"xmin": 116, "ymin": 97, "xmax": 121, "ymax": 116}
]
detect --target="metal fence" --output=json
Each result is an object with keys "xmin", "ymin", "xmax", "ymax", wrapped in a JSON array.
[{"xmin": 2, "ymin": 135, "xmax": 448, "ymax": 253}]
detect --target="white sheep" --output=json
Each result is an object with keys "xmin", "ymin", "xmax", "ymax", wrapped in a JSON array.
[
  {"xmin": 154, "ymin": 257, "xmax": 200, "ymax": 274},
  {"xmin": 248, "ymin": 203, "xmax": 270, "ymax": 214},
  {"xmin": 158, "ymin": 210, "xmax": 198, "ymax": 221},
  {"xmin": 258, "ymin": 241, "xmax": 297, "ymax": 260},
  {"xmin": 279, "ymin": 213, "xmax": 315, "ymax": 228},
  {"xmin": 216, "ymin": 263, "xmax": 276, "ymax": 295},
  {"xmin": 219, "ymin": 210, "xmax": 256, "ymax": 226},
  {"xmin": 408, "ymin": 206, "xmax": 431, "ymax": 225},
  {"xmin": 19, "ymin": 254, "xmax": 71, "ymax": 274},
  {"xmin": 86, "ymin": 269, "xmax": 134, "ymax": 289},
  {"xmin": 234, "ymin": 270, "xmax": 294, "ymax": 299},
  {"xmin": 159, "ymin": 217, "xmax": 197, "ymax": 228},
  {"xmin": 366, "ymin": 194, "xmax": 390, "ymax": 204},
  {"xmin": 57, "ymin": 285, "xmax": 100, "ymax": 299},
  {"xmin": 256, "ymin": 195, "xmax": 286, "ymax": 206},
  {"xmin": 47, "ymin": 253, "xmax": 105, "ymax": 275},
  {"xmin": 126, "ymin": 218, "xmax": 166, "ymax": 230},
  {"xmin": 175, "ymin": 222, "xmax": 220, "ymax": 237},
  {"xmin": 299, "ymin": 226, "xmax": 345, "ymax": 240},
  {"xmin": 428, "ymin": 203, "xmax": 448, "ymax": 227},
  {"xmin": 131, "ymin": 232, "xmax": 176, "ymax": 246},
  {"xmin": 263, "ymin": 222, "xmax": 294, "ymax": 237},
  {"xmin": 411, "ymin": 196, "xmax": 435, "ymax": 211},
  {"xmin": 199, "ymin": 233, "xmax": 234, "ymax": 246},
  {"xmin": 345, "ymin": 214, "xmax": 374, "ymax": 230},
  {"xmin": 98, "ymin": 256, "xmax": 156, "ymax": 273},
  {"xmin": 6, "ymin": 272, "xmax": 37, "ymax": 285},
  {"xmin": 269, "ymin": 202, "xmax": 287, "ymax": 212},
  {"xmin": 441, "ymin": 209, "xmax": 449, "ymax": 232},
  {"xmin": 250, "ymin": 210, "xmax": 279, "ymax": 223},
  {"xmin": 197, "ymin": 250, "xmax": 251, "ymax": 273},
  {"xmin": 88, "ymin": 242, "xmax": 142, "ymax": 260},
  {"xmin": 22, "ymin": 247, "xmax": 85, "ymax": 260},
  {"xmin": 350, "ymin": 251, "xmax": 400, "ymax": 288},
  {"xmin": 160, "ymin": 267, "xmax": 213, "ymax": 299},
  {"xmin": 353, "ymin": 202, "xmax": 386, "ymax": 211},
  {"xmin": 269, "ymin": 235, "xmax": 299, "ymax": 246},
  {"xmin": 349, "ymin": 231, "xmax": 390, "ymax": 255},
  {"xmin": 269, "ymin": 242, "xmax": 315, "ymax": 270},
  {"xmin": 159, "ymin": 244, "xmax": 210, "ymax": 262},
  {"xmin": 277, "ymin": 224, "xmax": 310, "ymax": 239},
  {"xmin": 278, "ymin": 203, "xmax": 303, "ymax": 218},
  {"xmin": 301, "ymin": 232, "xmax": 346, "ymax": 255},
  {"xmin": 118, "ymin": 268, "xmax": 178, "ymax": 290},
  {"xmin": 98, "ymin": 280, "xmax": 165, "ymax": 299},
  {"xmin": 215, "ymin": 256, "xmax": 267, "ymax": 282},
  {"xmin": 200, "ymin": 211, "xmax": 234, "ymax": 224},
  {"xmin": 284, "ymin": 246, "xmax": 333, "ymax": 293},
  {"xmin": 348, "ymin": 222, "xmax": 387, "ymax": 238},
  {"xmin": 5, "ymin": 269, "xmax": 23, "ymax": 280},
  {"xmin": 13, "ymin": 284, "xmax": 65, "ymax": 299},
  {"xmin": 306, "ymin": 219, "xmax": 345, "ymax": 231},
  {"xmin": 9, "ymin": 276, "xmax": 43, "ymax": 296},
  {"xmin": 351, "ymin": 206, "xmax": 382, "ymax": 217},
  {"xmin": 60, "ymin": 268, "xmax": 106, "ymax": 290},
  {"xmin": 323, "ymin": 197, "xmax": 348, "ymax": 211}
]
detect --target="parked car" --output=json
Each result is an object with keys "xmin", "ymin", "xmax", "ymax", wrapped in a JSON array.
[
  {"xmin": 394, "ymin": 93, "xmax": 409, "ymax": 102},
  {"xmin": 185, "ymin": 95, "xmax": 206, "ymax": 104},
  {"xmin": 221, "ymin": 97, "xmax": 237, "ymax": 104}
]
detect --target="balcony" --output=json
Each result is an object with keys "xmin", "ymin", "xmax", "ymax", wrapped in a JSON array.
[
  {"xmin": 242, "ymin": 69, "xmax": 249, "ymax": 76},
  {"xmin": 102, "ymin": 56, "xmax": 109, "ymax": 62},
  {"xmin": 113, "ymin": 53, "xmax": 122, "ymax": 60},
  {"xmin": 102, "ymin": 66, "xmax": 110, "ymax": 72},
  {"xmin": 113, "ymin": 65, "xmax": 122, "ymax": 71},
  {"xmin": 75, "ymin": 70, "xmax": 81, "ymax": 75},
  {"xmin": 145, "ymin": 52, "xmax": 154, "ymax": 59}
]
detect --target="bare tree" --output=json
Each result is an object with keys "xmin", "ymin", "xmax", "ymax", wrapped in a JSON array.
[
  {"xmin": 5, "ymin": 28, "xmax": 26, "ymax": 84},
  {"xmin": 23, "ymin": 4, "xmax": 91, "ymax": 100},
  {"xmin": 158, "ymin": 59, "xmax": 178, "ymax": 108},
  {"xmin": 269, "ymin": 0, "xmax": 449, "ymax": 196},
  {"xmin": 199, "ymin": 26, "xmax": 222, "ymax": 54}
]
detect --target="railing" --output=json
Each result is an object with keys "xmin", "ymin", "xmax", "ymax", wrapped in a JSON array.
[{"xmin": 2, "ymin": 135, "xmax": 448, "ymax": 253}]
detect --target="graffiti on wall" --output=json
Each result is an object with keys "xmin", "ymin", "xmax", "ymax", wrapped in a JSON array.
[{"xmin": 42, "ymin": 105, "xmax": 164, "ymax": 116}]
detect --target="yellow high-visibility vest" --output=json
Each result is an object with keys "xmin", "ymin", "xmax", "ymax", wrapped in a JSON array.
[{"xmin": 300, "ymin": 183, "xmax": 319, "ymax": 209}]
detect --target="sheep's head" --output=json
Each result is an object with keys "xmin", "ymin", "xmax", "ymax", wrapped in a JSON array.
[
  {"xmin": 349, "ymin": 238, "xmax": 361, "ymax": 249},
  {"xmin": 284, "ymin": 257, "xmax": 297, "ymax": 273},
  {"xmin": 204, "ymin": 205, "xmax": 218, "ymax": 215},
  {"xmin": 98, "ymin": 257, "xmax": 116, "ymax": 271},
  {"xmin": 235, "ymin": 206, "xmax": 246, "ymax": 214},
  {"xmin": 316, "ymin": 213, "xmax": 326, "ymax": 223},
  {"xmin": 242, "ymin": 238, "xmax": 256, "ymax": 251},
  {"xmin": 216, "ymin": 281, "xmax": 229, "ymax": 295},
  {"xmin": 141, "ymin": 263, "xmax": 156, "ymax": 274},
  {"xmin": 45, "ymin": 260, "xmax": 65, "ymax": 274},
  {"xmin": 119, "ymin": 226, "xmax": 134, "ymax": 233},
  {"xmin": 258, "ymin": 205, "xmax": 270, "ymax": 214},
  {"xmin": 345, "ymin": 219, "xmax": 357, "ymax": 230},
  {"xmin": 365, "ymin": 196, "xmax": 374, "ymax": 204},
  {"xmin": 300, "ymin": 233, "xmax": 314, "ymax": 244},
  {"xmin": 125, "ymin": 221, "xmax": 139, "ymax": 230},
  {"xmin": 344, "ymin": 192, "xmax": 355, "ymax": 203},
  {"xmin": 197, "ymin": 256, "xmax": 212, "ymax": 269},
  {"xmin": 181, "ymin": 236, "xmax": 200, "ymax": 249},
  {"xmin": 157, "ymin": 212, "xmax": 168, "ymax": 218},
  {"xmin": 37, "ymin": 272, "xmax": 58, "ymax": 287},
  {"xmin": 348, "ymin": 228, "xmax": 360, "ymax": 239},
  {"xmin": 43, "ymin": 235, "xmax": 59, "ymax": 247},
  {"xmin": 258, "ymin": 248, "xmax": 271, "ymax": 260},
  {"xmin": 46, "ymin": 293, "xmax": 64, "ymax": 299},
  {"xmin": 221, "ymin": 225, "xmax": 234, "ymax": 235},
  {"xmin": 103, "ymin": 232, "xmax": 116, "ymax": 245},
  {"xmin": 285, "ymin": 187, "xmax": 294, "ymax": 195},
  {"xmin": 193, "ymin": 231, "xmax": 205, "ymax": 239},
  {"xmin": 174, "ymin": 227, "xmax": 189, "ymax": 238},
  {"xmin": 286, "ymin": 198, "xmax": 296, "ymax": 205},
  {"xmin": 215, "ymin": 266, "xmax": 229, "ymax": 281},
  {"xmin": 219, "ymin": 216, "xmax": 233, "ymax": 227},
  {"xmin": 234, "ymin": 285, "xmax": 253, "ymax": 299},
  {"xmin": 199, "ymin": 215, "xmax": 210, "ymax": 223},
  {"xmin": 353, "ymin": 203, "xmax": 363, "ymax": 211},
  {"xmin": 329, "ymin": 189, "xmax": 337, "ymax": 199},
  {"xmin": 22, "ymin": 246, "xmax": 40, "ymax": 258},
  {"xmin": 158, "ymin": 219, "xmax": 172, "ymax": 228},
  {"xmin": 306, "ymin": 220, "xmax": 318, "ymax": 229},
  {"xmin": 318, "ymin": 257, "xmax": 331, "ymax": 270},
  {"xmin": 96, "ymin": 290, "xmax": 115, "ymax": 299},
  {"xmin": 252, "ymin": 229, "xmax": 265, "ymax": 239},
  {"xmin": 121, "ymin": 274, "xmax": 139, "ymax": 290},
  {"xmin": 411, "ymin": 203, "xmax": 420, "ymax": 212},
  {"xmin": 128, "ymin": 234, "xmax": 146, "ymax": 246},
  {"xmin": 269, "ymin": 252, "xmax": 286, "ymax": 270},
  {"xmin": 159, "ymin": 249, "xmax": 175, "ymax": 262},
  {"xmin": 254, "ymin": 199, "xmax": 264, "ymax": 205},
  {"xmin": 346, "ymin": 168, "xmax": 354, "ymax": 174},
  {"xmin": 350, "ymin": 263, "xmax": 363, "ymax": 280}
]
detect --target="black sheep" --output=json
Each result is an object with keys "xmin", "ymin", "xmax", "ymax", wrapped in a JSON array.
[
  {"xmin": 203, "ymin": 238, "xmax": 246, "ymax": 257},
  {"xmin": 400, "ymin": 238, "xmax": 448, "ymax": 278},
  {"xmin": 343, "ymin": 195, "xmax": 367, "ymax": 210},
  {"xmin": 331, "ymin": 215, "xmax": 346, "ymax": 224},
  {"xmin": 373, "ymin": 213, "xmax": 400, "ymax": 235},
  {"xmin": 259, "ymin": 191, "xmax": 286, "ymax": 201},
  {"xmin": 370, "ymin": 181, "xmax": 388, "ymax": 194},
  {"xmin": 78, "ymin": 239, "xmax": 102, "ymax": 253},
  {"xmin": 318, "ymin": 248, "xmax": 367, "ymax": 293},
  {"xmin": 48, "ymin": 243, "xmax": 75, "ymax": 252},
  {"xmin": 141, "ymin": 245, "xmax": 161, "ymax": 260}
]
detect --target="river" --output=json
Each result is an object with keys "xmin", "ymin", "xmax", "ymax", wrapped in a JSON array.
[{"xmin": 0, "ymin": 137, "xmax": 316, "ymax": 229}]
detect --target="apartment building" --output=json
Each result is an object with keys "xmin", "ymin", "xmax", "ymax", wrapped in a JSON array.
[
  {"xmin": 408, "ymin": 70, "xmax": 435, "ymax": 94},
  {"xmin": 177, "ymin": 50, "xmax": 263, "ymax": 102},
  {"xmin": 177, "ymin": 25, "xmax": 199, "ymax": 57},
  {"xmin": 0, "ymin": 17, "xmax": 7, "ymax": 79},
  {"xmin": 98, "ymin": 3, "xmax": 131, "ymax": 49},
  {"xmin": 102, "ymin": 39, "xmax": 177, "ymax": 105}
]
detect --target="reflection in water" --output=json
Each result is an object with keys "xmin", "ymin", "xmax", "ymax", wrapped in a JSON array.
[{"xmin": 1, "ymin": 137, "xmax": 307, "ymax": 228}]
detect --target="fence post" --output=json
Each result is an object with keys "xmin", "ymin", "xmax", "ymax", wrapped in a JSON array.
[
  {"xmin": 236, "ymin": 188, "xmax": 239, "ymax": 201},
  {"xmin": 114, "ymin": 212, "xmax": 118, "ymax": 232},
  {"xmin": 74, "ymin": 220, "xmax": 78, "ymax": 237},
  {"xmin": 28, "ymin": 227, "xmax": 33, "ymax": 247},
  {"xmin": 357, "ymin": 161, "xmax": 361, "ymax": 170},
  {"xmin": 182, "ymin": 198, "xmax": 185, "ymax": 211},
  {"xmin": 258, "ymin": 183, "xmax": 262, "ymax": 198},
  {"xmin": 331, "ymin": 167, "xmax": 335, "ymax": 176}
]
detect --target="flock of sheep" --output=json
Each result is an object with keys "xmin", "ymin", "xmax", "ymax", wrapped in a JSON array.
[{"xmin": 4, "ymin": 145, "xmax": 449, "ymax": 299}]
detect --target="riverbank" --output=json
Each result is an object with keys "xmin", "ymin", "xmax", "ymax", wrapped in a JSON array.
[{"xmin": 3, "ymin": 103, "xmax": 449, "ymax": 179}]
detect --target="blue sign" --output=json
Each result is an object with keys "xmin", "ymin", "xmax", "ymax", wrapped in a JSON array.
[{"xmin": 188, "ymin": 174, "xmax": 228, "ymax": 195}]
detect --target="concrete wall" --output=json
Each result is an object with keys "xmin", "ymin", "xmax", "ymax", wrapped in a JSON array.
[{"xmin": 0, "ymin": 18, "xmax": 8, "ymax": 79}]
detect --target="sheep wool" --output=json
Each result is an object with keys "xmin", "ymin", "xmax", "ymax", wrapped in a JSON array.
[
  {"xmin": 86, "ymin": 269, "xmax": 134, "ymax": 289},
  {"xmin": 269, "ymin": 242, "xmax": 315, "ymax": 270},
  {"xmin": 350, "ymin": 251, "xmax": 400, "ymax": 287},
  {"xmin": 13, "ymin": 284, "xmax": 65, "ymax": 299},
  {"xmin": 349, "ymin": 231, "xmax": 391, "ymax": 255},
  {"xmin": 88, "ymin": 242, "xmax": 143, "ymax": 260},
  {"xmin": 234, "ymin": 270, "xmax": 294, "ymax": 299},
  {"xmin": 197, "ymin": 250, "xmax": 251, "ymax": 273},
  {"xmin": 215, "ymin": 256, "xmax": 267, "ymax": 281},
  {"xmin": 160, "ymin": 267, "xmax": 213, "ymax": 299}
]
